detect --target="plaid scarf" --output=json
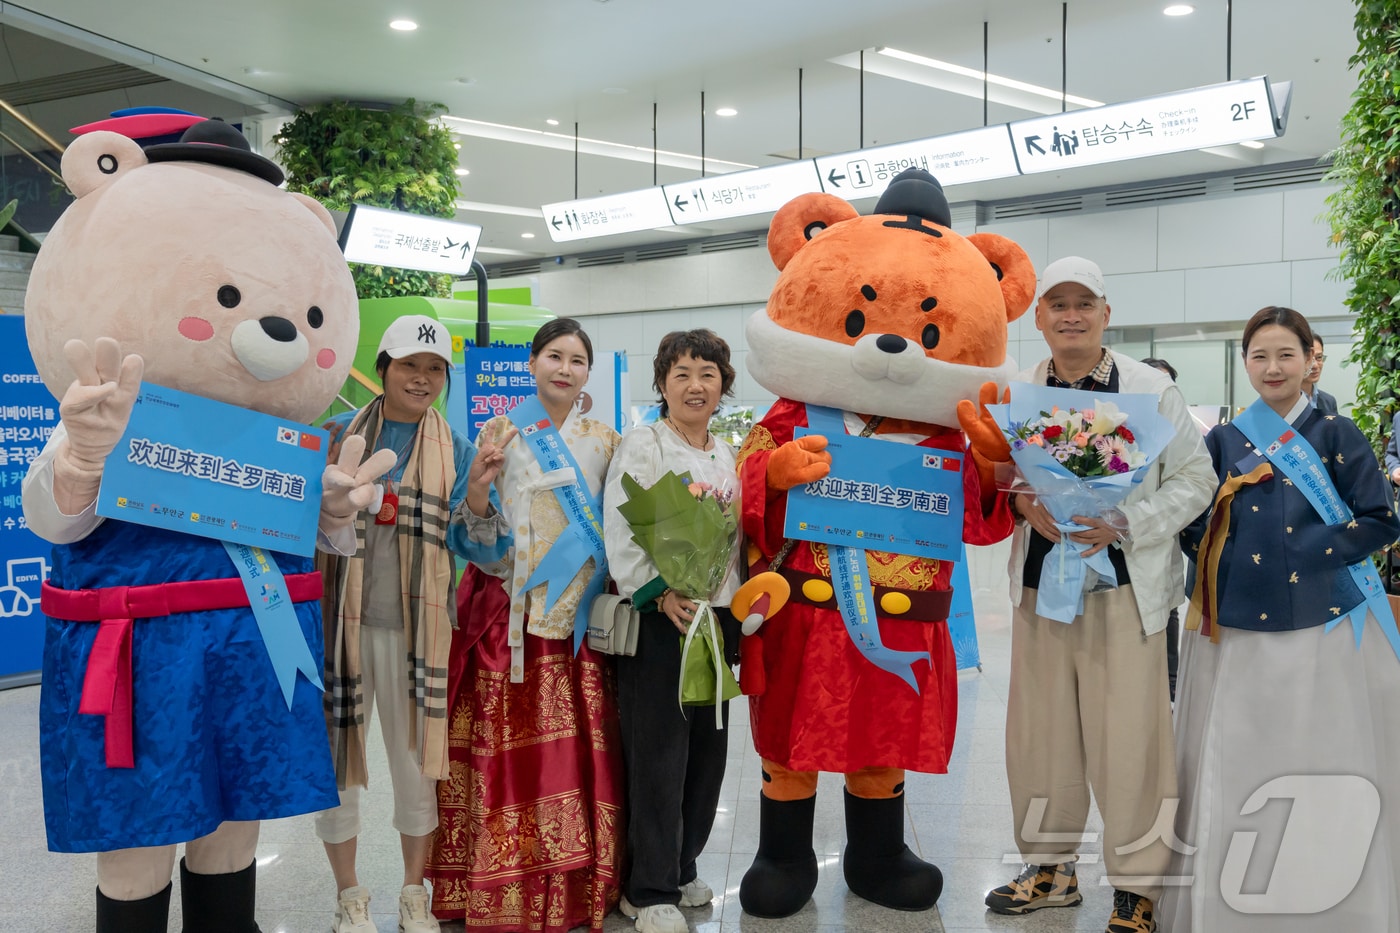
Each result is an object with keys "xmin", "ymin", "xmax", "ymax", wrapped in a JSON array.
[{"xmin": 320, "ymin": 396, "xmax": 457, "ymax": 787}]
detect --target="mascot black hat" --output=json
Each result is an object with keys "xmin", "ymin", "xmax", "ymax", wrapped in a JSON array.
[
  {"xmin": 874, "ymin": 167, "xmax": 952, "ymax": 228},
  {"xmin": 144, "ymin": 118, "xmax": 284, "ymax": 186}
]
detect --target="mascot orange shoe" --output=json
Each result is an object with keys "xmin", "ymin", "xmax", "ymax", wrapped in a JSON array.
[{"xmin": 732, "ymin": 169, "xmax": 1033, "ymax": 917}]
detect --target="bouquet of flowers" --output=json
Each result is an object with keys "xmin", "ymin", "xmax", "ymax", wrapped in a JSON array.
[
  {"xmin": 614, "ymin": 468, "xmax": 741, "ymax": 725},
  {"xmin": 988, "ymin": 384, "xmax": 1172, "ymax": 622}
]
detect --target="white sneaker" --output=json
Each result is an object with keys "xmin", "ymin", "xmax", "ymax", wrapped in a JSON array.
[
  {"xmin": 333, "ymin": 885, "xmax": 377, "ymax": 933},
  {"xmin": 398, "ymin": 884, "xmax": 440, "ymax": 933},
  {"xmin": 677, "ymin": 878, "xmax": 713, "ymax": 908},
  {"xmin": 634, "ymin": 903, "xmax": 687, "ymax": 933}
]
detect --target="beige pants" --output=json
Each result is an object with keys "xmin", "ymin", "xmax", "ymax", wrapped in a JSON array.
[
  {"xmin": 314, "ymin": 625, "xmax": 439, "ymax": 843},
  {"xmin": 1006, "ymin": 585, "xmax": 1177, "ymax": 903},
  {"xmin": 96, "ymin": 820, "xmax": 259, "ymax": 900}
]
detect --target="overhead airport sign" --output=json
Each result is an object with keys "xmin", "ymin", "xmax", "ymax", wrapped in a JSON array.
[
  {"xmin": 542, "ymin": 188, "xmax": 674, "ymax": 242},
  {"xmin": 543, "ymin": 76, "xmax": 1290, "ymax": 243},
  {"xmin": 662, "ymin": 161, "xmax": 821, "ymax": 223},
  {"xmin": 1011, "ymin": 76, "xmax": 1285, "ymax": 174},
  {"xmin": 339, "ymin": 204, "xmax": 483, "ymax": 275},
  {"xmin": 813, "ymin": 126, "xmax": 1014, "ymax": 201}
]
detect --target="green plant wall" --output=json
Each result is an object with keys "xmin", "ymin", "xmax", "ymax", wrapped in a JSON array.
[
  {"xmin": 274, "ymin": 99, "xmax": 460, "ymax": 299},
  {"xmin": 1325, "ymin": 2, "xmax": 1400, "ymax": 450}
]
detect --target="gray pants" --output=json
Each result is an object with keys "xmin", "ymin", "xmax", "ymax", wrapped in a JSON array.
[{"xmin": 616, "ymin": 607, "xmax": 737, "ymax": 908}]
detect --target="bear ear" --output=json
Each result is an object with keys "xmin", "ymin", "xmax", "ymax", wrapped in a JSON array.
[
  {"xmin": 768, "ymin": 192, "xmax": 859, "ymax": 271},
  {"xmin": 290, "ymin": 192, "xmax": 338, "ymax": 236},
  {"xmin": 61, "ymin": 131, "xmax": 148, "ymax": 198},
  {"xmin": 967, "ymin": 233, "xmax": 1037, "ymax": 323}
]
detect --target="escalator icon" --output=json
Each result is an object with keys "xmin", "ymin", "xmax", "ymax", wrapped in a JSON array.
[{"xmin": 0, "ymin": 555, "xmax": 50, "ymax": 617}]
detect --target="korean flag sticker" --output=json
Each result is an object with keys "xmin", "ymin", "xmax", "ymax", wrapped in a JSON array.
[
  {"xmin": 922, "ymin": 454, "xmax": 943, "ymax": 469},
  {"xmin": 276, "ymin": 426, "xmax": 299, "ymax": 445}
]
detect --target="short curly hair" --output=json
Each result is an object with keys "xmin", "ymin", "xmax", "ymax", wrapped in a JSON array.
[{"xmin": 652, "ymin": 329, "xmax": 736, "ymax": 418}]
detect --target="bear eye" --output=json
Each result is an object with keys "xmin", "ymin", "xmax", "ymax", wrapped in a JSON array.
[
  {"xmin": 921, "ymin": 297, "xmax": 938, "ymax": 312},
  {"xmin": 988, "ymin": 261, "xmax": 1004, "ymax": 281},
  {"xmin": 921, "ymin": 324, "xmax": 940, "ymax": 350},
  {"xmin": 845, "ymin": 310, "xmax": 865, "ymax": 338},
  {"xmin": 217, "ymin": 285, "xmax": 241, "ymax": 308},
  {"xmin": 307, "ymin": 306, "xmax": 324, "ymax": 328}
]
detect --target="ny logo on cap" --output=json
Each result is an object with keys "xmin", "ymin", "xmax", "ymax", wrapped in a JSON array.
[{"xmin": 417, "ymin": 324, "xmax": 437, "ymax": 344}]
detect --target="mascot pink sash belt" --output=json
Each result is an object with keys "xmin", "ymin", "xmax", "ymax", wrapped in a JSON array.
[{"xmin": 41, "ymin": 573, "xmax": 322, "ymax": 769}]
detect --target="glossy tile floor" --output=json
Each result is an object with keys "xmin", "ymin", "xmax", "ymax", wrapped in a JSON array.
[{"xmin": 0, "ymin": 541, "xmax": 1125, "ymax": 932}]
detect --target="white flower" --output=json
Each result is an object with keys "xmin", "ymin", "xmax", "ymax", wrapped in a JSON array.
[{"xmin": 1088, "ymin": 399, "xmax": 1129, "ymax": 435}]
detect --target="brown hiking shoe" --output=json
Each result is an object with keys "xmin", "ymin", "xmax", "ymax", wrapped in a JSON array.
[
  {"xmin": 1105, "ymin": 890, "xmax": 1156, "ymax": 933},
  {"xmin": 984, "ymin": 861, "xmax": 1082, "ymax": 914}
]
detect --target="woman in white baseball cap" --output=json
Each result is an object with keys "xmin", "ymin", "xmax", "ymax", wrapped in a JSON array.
[{"xmin": 315, "ymin": 313, "xmax": 512, "ymax": 933}]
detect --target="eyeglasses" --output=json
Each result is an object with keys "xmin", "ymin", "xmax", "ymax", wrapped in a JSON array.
[{"xmin": 1314, "ymin": 354, "xmax": 1326, "ymax": 362}]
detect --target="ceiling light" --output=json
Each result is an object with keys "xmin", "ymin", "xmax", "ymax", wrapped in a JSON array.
[
  {"xmin": 715, "ymin": 107, "xmax": 738, "ymax": 117},
  {"xmin": 389, "ymin": 19, "xmax": 418, "ymax": 31},
  {"xmin": 454, "ymin": 168, "xmax": 470, "ymax": 176},
  {"xmin": 546, "ymin": 118, "xmax": 560, "ymax": 126},
  {"xmin": 1163, "ymin": 4, "xmax": 1194, "ymax": 15},
  {"xmin": 440, "ymin": 114, "xmax": 755, "ymax": 173},
  {"xmin": 521, "ymin": 232, "xmax": 535, "ymax": 238},
  {"xmin": 873, "ymin": 47, "xmax": 1103, "ymax": 109},
  {"xmin": 1239, "ymin": 139, "xmax": 1265, "ymax": 149}
]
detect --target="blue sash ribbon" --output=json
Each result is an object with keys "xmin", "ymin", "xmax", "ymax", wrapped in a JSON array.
[
  {"xmin": 1230, "ymin": 400, "xmax": 1400, "ymax": 661},
  {"xmin": 805, "ymin": 405, "xmax": 929, "ymax": 693},
  {"xmin": 507, "ymin": 397, "xmax": 608, "ymax": 654},
  {"xmin": 221, "ymin": 540, "xmax": 322, "ymax": 707}
]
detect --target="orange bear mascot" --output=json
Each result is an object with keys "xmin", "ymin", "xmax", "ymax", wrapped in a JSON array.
[{"xmin": 732, "ymin": 169, "xmax": 1034, "ymax": 917}]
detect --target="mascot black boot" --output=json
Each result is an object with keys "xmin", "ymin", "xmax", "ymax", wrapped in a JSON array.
[
  {"xmin": 842, "ymin": 789, "xmax": 943, "ymax": 911},
  {"xmin": 95, "ymin": 882, "xmax": 171, "ymax": 933},
  {"xmin": 738, "ymin": 793, "xmax": 819, "ymax": 918},
  {"xmin": 180, "ymin": 857, "xmax": 262, "ymax": 933}
]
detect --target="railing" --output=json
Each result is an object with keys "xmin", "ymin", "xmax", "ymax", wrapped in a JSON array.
[{"xmin": 0, "ymin": 97, "xmax": 70, "ymax": 243}]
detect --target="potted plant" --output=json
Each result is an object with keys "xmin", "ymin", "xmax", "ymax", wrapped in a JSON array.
[{"xmin": 274, "ymin": 99, "xmax": 460, "ymax": 298}]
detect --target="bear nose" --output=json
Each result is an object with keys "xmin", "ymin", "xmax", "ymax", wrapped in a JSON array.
[
  {"xmin": 259, "ymin": 316, "xmax": 298, "ymax": 343},
  {"xmin": 876, "ymin": 333, "xmax": 908, "ymax": 354}
]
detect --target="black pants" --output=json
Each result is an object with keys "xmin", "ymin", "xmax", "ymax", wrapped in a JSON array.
[{"xmin": 616, "ymin": 606, "xmax": 738, "ymax": 908}]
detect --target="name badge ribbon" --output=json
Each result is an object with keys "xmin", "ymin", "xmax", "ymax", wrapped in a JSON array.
[{"xmin": 507, "ymin": 396, "xmax": 609, "ymax": 654}]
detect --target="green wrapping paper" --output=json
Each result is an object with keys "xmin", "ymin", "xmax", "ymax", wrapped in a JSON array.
[{"xmin": 616, "ymin": 470, "xmax": 740, "ymax": 723}]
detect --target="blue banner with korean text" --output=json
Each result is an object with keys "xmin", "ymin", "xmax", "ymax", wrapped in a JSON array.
[
  {"xmin": 0, "ymin": 316, "xmax": 58, "ymax": 683},
  {"xmin": 456, "ymin": 346, "xmax": 534, "ymax": 438},
  {"xmin": 95, "ymin": 385, "xmax": 326, "ymax": 557},
  {"xmin": 784, "ymin": 427, "xmax": 966, "ymax": 561}
]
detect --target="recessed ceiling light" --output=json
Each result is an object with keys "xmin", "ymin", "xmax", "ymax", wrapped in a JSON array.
[
  {"xmin": 1239, "ymin": 139, "xmax": 1265, "ymax": 149},
  {"xmin": 1163, "ymin": 4, "xmax": 1194, "ymax": 15},
  {"xmin": 389, "ymin": 19, "xmax": 418, "ymax": 31},
  {"xmin": 546, "ymin": 118, "xmax": 560, "ymax": 126},
  {"xmin": 715, "ymin": 107, "xmax": 738, "ymax": 117},
  {"xmin": 455, "ymin": 168, "xmax": 470, "ymax": 176},
  {"xmin": 521, "ymin": 232, "xmax": 536, "ymax": 238}
]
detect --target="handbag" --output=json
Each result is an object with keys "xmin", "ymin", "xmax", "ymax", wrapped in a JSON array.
[{"xmin": 586, "ymin": 593, "xmax": 641, "ymax": 656}]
